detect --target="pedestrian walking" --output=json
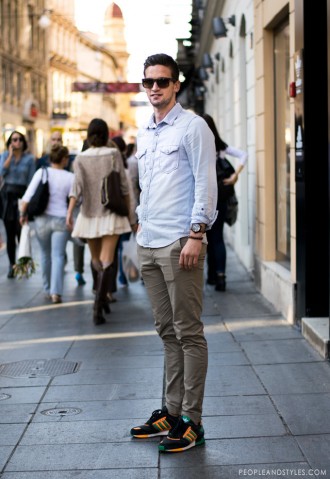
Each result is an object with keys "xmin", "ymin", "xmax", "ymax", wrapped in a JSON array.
[
  {"xmin": 19, "ymin": 145, "xmax": 74, "ymax": 304},
  {"xmin": 0, "ymin": 131, "xmax": 35, "ymax": 278},
  {"xmin": 201, "ymin": 113, "xmax": 248, "ymax": 292},
  {"xmin": 111, "ymin": 136, "xmax": 138, "ymax": 291},
  {"xmin": 36, "ymin": 130, "xmax": 63, "ymax": 169},
  {"xmin": 130, "ymin": 53, "xmax": 217, "ymax": 453},
  {"xmin": 66, "ymin": 118, "xmax": 131, "ymax": 325}
]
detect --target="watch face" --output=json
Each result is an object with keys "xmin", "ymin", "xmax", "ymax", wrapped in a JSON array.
[{"xmin": 191, "ymin": 224, "xmax": 201, "ymax": 233}]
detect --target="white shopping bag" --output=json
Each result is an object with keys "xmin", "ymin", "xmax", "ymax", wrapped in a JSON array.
[
  {"xmin": 122, "ymin": 234, "xmax": 140, "ymax": 282},
  {"xmin": 14, "ymin": 224, "xmax": 36, "ymax": 278},
  {"xmin": 17, "ymin": 224, "xmax": 32, "ymax": 260}
]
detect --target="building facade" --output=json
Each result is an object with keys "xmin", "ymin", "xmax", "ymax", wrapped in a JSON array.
[
  {"xmin": 0, "ymin": 0, "xmax": 49, "ymax": 155},
  {"xmin": 0, "ymin": 1, "xmax": 133, "ymax": 156},
  {"xmin": 187, "ymin": 0, "xmax": 329, "ymax": 356}
]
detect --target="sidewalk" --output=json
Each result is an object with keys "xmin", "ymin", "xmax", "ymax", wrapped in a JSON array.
[{"xmin": 0, "ymin": 238, "xmax": 330, "ymax": 478}]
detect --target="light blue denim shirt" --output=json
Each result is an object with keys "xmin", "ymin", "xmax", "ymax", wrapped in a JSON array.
[
  {"xmin": 136, "ymin": 103, "xmax": 217, "ymax": 248},
  {"xmin": 0, "ymin": 151, "xmax": 35, "ymax": 186}
]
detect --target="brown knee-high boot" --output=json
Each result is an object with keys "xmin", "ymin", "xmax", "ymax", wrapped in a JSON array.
[
  {"xmin": 93, "ymin": 264, "xmax": 114, "ymax": 325},
  {"xmin": 90, "ymin": 261, "xmax": 98, "ymax": 294},
  {"xmin": 91, "ymin": 261, "xmax": 110, "ymax": 314}
]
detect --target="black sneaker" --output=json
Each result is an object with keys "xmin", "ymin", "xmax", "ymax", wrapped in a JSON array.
[
  {"xmin": 158, "ymin": 415, "xmax": 205, "ymax": 452},
  {"xmin": 130, "ymin": 406, "xmax": 179, "ymax": 438}
]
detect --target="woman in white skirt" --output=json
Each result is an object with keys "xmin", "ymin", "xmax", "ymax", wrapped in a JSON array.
[{"xmin": 66, "ymin": 118, "xmax": 131, "ymax": 325}]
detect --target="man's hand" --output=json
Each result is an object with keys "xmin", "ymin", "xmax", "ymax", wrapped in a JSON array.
[{"xmin": 179, "ymin": 238, "xmax": 203, "ymax": 270}]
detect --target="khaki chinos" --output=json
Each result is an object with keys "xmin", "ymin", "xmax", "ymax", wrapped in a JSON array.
[{"xmin": 138, "ymin": 237, "xmax": 207, "ymax": 425}]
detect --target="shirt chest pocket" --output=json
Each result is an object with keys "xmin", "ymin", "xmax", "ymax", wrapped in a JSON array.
[
  {"xmin": 136, "ymin": 149, "xmax": 147, "ymax": 177},
  {"xmin": 158, "ymin": 145, "xmax": 179, "ymax": 173}
]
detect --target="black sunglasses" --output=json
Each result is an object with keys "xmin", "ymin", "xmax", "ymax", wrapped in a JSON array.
[
  {"xmin": 142, "ymin": 77, "xmax": 175, "ymax": 89},
  {"xmin": 11, "ymin": 137, "xmax": 23, "ymax": 142}
]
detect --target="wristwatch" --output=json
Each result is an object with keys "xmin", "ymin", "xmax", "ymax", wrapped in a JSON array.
[{"xmin": 190, "ymin": 223, "xmax": 205, "ymax": 234}]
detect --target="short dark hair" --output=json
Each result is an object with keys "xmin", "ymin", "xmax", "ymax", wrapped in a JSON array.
[
  {"xmin": 6, "ymin": 131, "xmax": 28, "ymax": 152},
  {"xmin": 87, "ymin": 118, "xmax": 109, "ymax": 147},
  {"xmin": 50, "ymin": 145, "xmax": 69, "ymax": 164},
  {"xmin": 143, "ymin": 53, "xmax": 180, "ymax": 81}
]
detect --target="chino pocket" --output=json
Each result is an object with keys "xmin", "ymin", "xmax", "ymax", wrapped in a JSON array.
[{"xmin": 159, "ymin": 145, "xmax": 179, "ymax": 173}]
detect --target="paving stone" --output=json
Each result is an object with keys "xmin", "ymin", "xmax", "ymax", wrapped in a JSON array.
[
  {"xmin": 158, "ymin": 437, "xmax": 304, "ymax": 466},
  {"xmin": 6, "ymin": 442, "xmax": 159, "ymax": 471},
  {"xmin": 0, "ymin": 404, "xmax": 38, "ymax": 423},
  {"xmin": 207, "ymin": 339, "xmax": 242, "ymax": 353},
  {"xmin": 213, "ymin": 292, "xmax": 277, "ymax": 318},
  {"xmin": 0, "ymin": 344, "xmax": 72, "ymax": 361},
  {"xmin": 241, "ymin": 338, "xmax": 322, "ymax": 364},
  {"xmin": 43, "ymin": 382, "xmax": 163, "ymax": 402},
  {"xmin": 20, "ymin": 419, "xmax": 154, "ymax": 445},
  {"xmin": 254, "ymin": 362, "xmax": 330, "ymax": 394},
  {"xmin": 0, "ymin": 424, "xmax": 27, "ymax": 445},
  {"xmin": 296, "ymin": 434, "xmax": 330, "ymax": 468},
  {"xmin": 0, "ymin": 375, "xmax": 51, "ymax": 387},
  {"xmin": 225, "ymin": 317, "xmax": 302, "ymax": 341},
  {"xmin": 207, "ymin": 351, "xmax": 248, "ymax": 366},
  {"xmin": 202, "ymin": 395, "xmax": 277, "ymax": 416},
  {"xmin": 0, "ymin": 446, "xmax": 14, "ymax": 469},
  {"xmin": 0, "ymin": 387, "xmax": 46, "ymax": 404},
  {"xmin": 34, "ymin": 399, "xmax": 162, "ymax": 422},
  {"xmin": 203, "ymin": 414, "xmax": 286, "ymax": 438},
  {"xmin": 1, "ymin": 470, "xmax": 158, "ymax": 479},
  {"xmin": 272, "ymin": 393, "xmax": 330, "ymax": 435},
  {"xmin": 67, "ymin": 354, "xmax": 164, "ymax": 370},
  {"xmin": 205, "ymin": 365, "xmax": 265, "ymax": 396},
  {"xmin": 51, "ymin": 367, "xmax": 164, "ymax": 386},
  {"xmin": 68, "ymin": 335, "xmax": 162, "ymax": 350},
  {"xmin": 160, "ymin": 463, "xmax": 312, "ymax": 479}
]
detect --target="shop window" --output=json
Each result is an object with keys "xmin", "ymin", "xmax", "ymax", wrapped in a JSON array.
[{"xmin": 274, "ymin": 19, "xmax": 290, "ymax": 267}]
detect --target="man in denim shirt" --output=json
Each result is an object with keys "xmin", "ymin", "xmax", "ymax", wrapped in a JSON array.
[{"xmin": 130, "ymin": 54, "xmax": 217, "ymax": 452}]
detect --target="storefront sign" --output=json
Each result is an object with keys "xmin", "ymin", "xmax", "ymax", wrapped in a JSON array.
[{"xmin": 72, "ymin": 82, "xmax": 141, "ymax": 93}]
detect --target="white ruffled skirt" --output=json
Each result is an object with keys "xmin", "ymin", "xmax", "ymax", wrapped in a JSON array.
[{"xmin": 72, "ymin": 212, "xmax": 131, "ymax": 239}]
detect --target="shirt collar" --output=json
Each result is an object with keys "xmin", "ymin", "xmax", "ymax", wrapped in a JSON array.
[{"xmin": 145, "ymin": 103, "xmax": 183, "ymax": 129}]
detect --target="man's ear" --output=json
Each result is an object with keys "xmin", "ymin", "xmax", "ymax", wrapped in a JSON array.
[{"xmin": 174, "ymin": 81, "xmax": 181, "ymax": 93}]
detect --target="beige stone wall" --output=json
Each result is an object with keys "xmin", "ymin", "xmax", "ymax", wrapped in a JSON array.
[{"xmin": 254, "ymin": 0, "xmax": 296, "ymax": 322}]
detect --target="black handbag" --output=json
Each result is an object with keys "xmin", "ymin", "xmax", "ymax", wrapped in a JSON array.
[
  {"xmin": 27, "ymin": 167, "xmax": 49, "ymax": 220},
  {"xmin": 101, "ymin": 170, "xmax": 129, "ymax": 217},
  {"xmin": 216, "ymin": 155, "xmax": 235, "ymax": 201},
  {"xmin": 225, "ymin": 193, "xmax": 238, "ymax": 226}
]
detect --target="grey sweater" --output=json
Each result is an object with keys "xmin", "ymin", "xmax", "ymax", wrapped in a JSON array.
[{"xmin": 71, "ymin": 146, "xmax": 129, "ymax": 218}]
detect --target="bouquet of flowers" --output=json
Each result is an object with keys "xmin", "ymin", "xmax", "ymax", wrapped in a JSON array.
[{"xmin": 13, "ymin": 224, "xmax": 36, "ymax": 279}]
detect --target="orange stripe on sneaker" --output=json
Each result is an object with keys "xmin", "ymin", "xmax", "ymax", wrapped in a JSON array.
[
  {"xmin": 153, "ymin": 417, "xmax": 170, "ymax": 431},
  {"xmin": 183, "ymin": 427, "xmax": 197, "ymax": 442}
]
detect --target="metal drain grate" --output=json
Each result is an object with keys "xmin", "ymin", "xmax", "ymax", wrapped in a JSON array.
[
  {"xmin": 0, "ymin": 359, "xmax": 80, "ymax": 378},
  {"xmin": 0, "ymin": 393, "xmax": 11, "ymax": 401},
  {"xmin": 41, "ymin": 407, "xmax": 82, "ymax": 416}
]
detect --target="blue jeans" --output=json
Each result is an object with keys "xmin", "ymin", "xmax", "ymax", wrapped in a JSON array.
[
  {"xmin": 34, "ymin": 215, "xmax": 70, "ymax": 296},
  {"xmin": 206, "ymin": 201, "xmax": 227, "ymax": 280}
]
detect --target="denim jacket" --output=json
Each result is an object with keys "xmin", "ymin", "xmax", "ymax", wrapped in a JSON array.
[
  {"xmin": 0, "ymin": 151, "xmax": 35, "ymax": 186},
  {"xmin": 136, "ymin": 103, "xmax": 217, "ymax": 248}
]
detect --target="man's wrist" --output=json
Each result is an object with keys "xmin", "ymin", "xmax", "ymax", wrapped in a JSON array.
[{"xmin": 188, "ymin": 235, "xmax": 203, "ymax": 240}]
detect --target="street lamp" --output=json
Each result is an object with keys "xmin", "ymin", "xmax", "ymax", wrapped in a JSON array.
[{"xmin": 38, "ymin": 9, "xmax": 52, "ymax": 29}]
